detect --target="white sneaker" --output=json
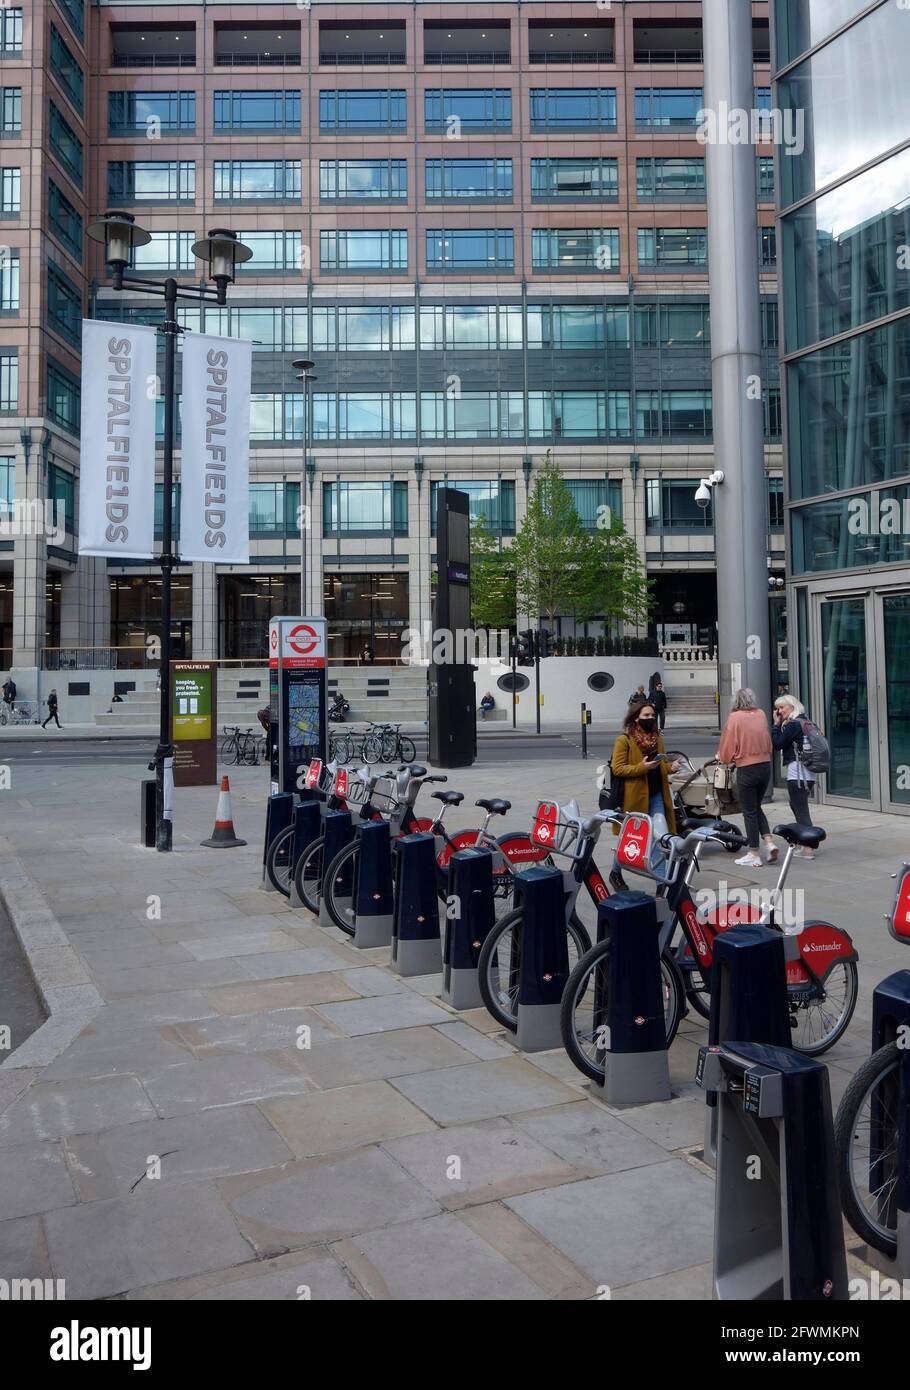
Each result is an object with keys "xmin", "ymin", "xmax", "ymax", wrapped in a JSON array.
[{"xmin": 734, "ymin": 853, "xmax": 762, "ymax": 868}]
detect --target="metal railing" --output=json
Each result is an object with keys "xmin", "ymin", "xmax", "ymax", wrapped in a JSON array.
[
  {"xmin": 424, "ymin": 51, "xmax": 510, "ymax": 65},
  {"xmin": 529, "ymin": 50, "xmax": 614, "ymax": 65},
  {"xmin": 111, "ymin": 53, "xmax": 196, "ymax": 68},
  {"xmin": 42, "ymin": 646, "xmax": 155, "ymax": 671},
  {"xmin": 215, "ymin": 52, "xmax": 301, "ymax": 67},
  {"xmin": 319, "ymin": 52, "xmax": 406, "ymax": 66},
  {"xmin": 633, "ymin": 48, "xmax": 703, "ymax": 63}
]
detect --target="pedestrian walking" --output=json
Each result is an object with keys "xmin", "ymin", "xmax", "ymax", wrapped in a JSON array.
[
  {"xmin": 609, "ymin": 700, "xmax": 681, "ymax": 885},
  {"xmin": 649, "ymin": 676, "xmax": 668, "ymax": 731},
  {"xmin": 41, "ymin": 688, "xmax": 62, "ymax": 729},
  {"xmin": 628, "ymin": 682, "xmax": 647, "ymax": 705},
  {"xmin": 772, "ymin": 694, "xmax": 819, "ymax": 858},
  {"xmin": 717, "ymin": 688, "xmax": 774, "ymax": 869},
  {"xmin": 2, "ymin": 676, "xmax": 15, "ymax": 710}
]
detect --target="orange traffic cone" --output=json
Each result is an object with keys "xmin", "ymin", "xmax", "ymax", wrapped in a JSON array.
[{"xmin": 201, "ymin": 775, "xmax": 247, "ymax": 848}]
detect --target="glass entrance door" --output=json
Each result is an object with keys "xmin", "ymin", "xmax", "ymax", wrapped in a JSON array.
[
  {"xmin": 880, "ymin": 592, "xmax": 910, "ymax": 811},
  {"xmin": 819, "ymin": 596, "xmax": 872, "ymax": 802}
]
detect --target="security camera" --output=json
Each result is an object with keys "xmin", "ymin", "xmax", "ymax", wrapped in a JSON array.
[{"xmin": 695, "ymin": 481, "xmax": 713, "ymax": 509}]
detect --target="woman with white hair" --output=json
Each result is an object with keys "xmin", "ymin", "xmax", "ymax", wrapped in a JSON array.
[
  {"xmin": 717, "ymin": 687, "xmax": 774, "ymax": 869},
  {"xmin": 772, "ymin": 693, "xmax": 819, "ymax": 858}
]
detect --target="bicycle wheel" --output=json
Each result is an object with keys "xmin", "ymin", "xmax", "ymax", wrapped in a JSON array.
[
  {"xmin": 789, "ymin": 959, "xmax": 858, "ymax": 1055},
  {"xmin": 219, "ymin": 736, "xmax": 237, "ymax": 765},
  {"xmin": 293, "ymin": 837, "xmax": 325, "ymax": 915},
  {"xmin": 362, "ymin": 734, "xmax": 384, "ymax": 763},
  {"xmin": 265, "ymin": 825, "xmax": 294, "ymax": 897},
  {"xmin": 397, "ymin": 735, "xmax": 416, "ymax": 763},
  {"xmin": 477, "ymin": 908, "xmax": 591, "ymax": 1032},
  {"xmin": 323, "ymin": 840, "xmax": 361, "ymax": 936},
  {"xmin": 241, "ymin": 734, "xmax": 259, "ymax": 766},
  {"xmin": 560, "ymin": 939, "xmax": 684, "ymax": 1083},
  {"xmin": 834, "ymin": 1042, "xmax": 901, "ymax": 1258}
]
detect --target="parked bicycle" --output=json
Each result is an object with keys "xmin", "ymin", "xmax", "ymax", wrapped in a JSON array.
[
  {"xmin": 362, "ymin": 722, "xmax": 416, "ymax": 765},
  {"xmin": 560, "ymin": 813, "xmax": 859, "ymax": 1083},
  {"xmin": 265, "ymin": 759, "xmax": 354, "ymax": 895},
  {"xmin": 0, "ymin": 700, "xmax": 40, "ymax": 726},
  {"xmin": 220, "ymin": 725, "xmax": 259, "ymax": 766},
  {"xmin": 834, "ymin": 862, "xmax": 910, "ymax": 1260}
]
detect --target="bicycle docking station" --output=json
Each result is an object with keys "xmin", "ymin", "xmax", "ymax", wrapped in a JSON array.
[
  {"xmin": 262, "ymin": 792, "xmax": 294, "ymax": 892},
  {"xmin": 289, "ymin": 801, "xmax": 322, "ymax": 909},
  {"xmin": 442, "ymin": 847, "xmax": 495, "ymax": 1010},
  {"xmin": 514, "ymin": 866, "xmax": 570, "ymax": 1053},
  {"xmin": 351, "ymin": 820, "xmax": 395, "ymax": 949},
  {"xmin": 704, "ymin": 925, "xmax": 791, "ymax": 1167},
  {"xmin": 392, "ymin": 833, "xmax": 442, "ymax": 977},
  {"xmin": 595, "ymin": 891, "xmax": 671, "ymax": 1104},
  {"xmin": 697, "ymin": 1040, "xmax": 848, "ymax": 1301},
  {"xmin": 319, "ymin": 809, "xmax": 354, "ymax": 928}
]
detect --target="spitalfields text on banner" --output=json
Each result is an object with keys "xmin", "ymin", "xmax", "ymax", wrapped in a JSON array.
[{"xmin": 179, "ymin": 333, "xmax": 252, "ymax": 566}]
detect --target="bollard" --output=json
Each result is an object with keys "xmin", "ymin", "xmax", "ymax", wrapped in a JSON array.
[
  {"xmin": 704, "ymin": 924, "xmax": 791, "ymax": 1165},
  {"xmin": 289, "ymin": 801, "xmax": 322, "ymax": 909},
  {"xmin": 352, "ymin": 820, "xmax": 395, "ymax": 949},
  {"xmin": 318, "ymin": 809, "xmax": 354, "ymax": 928},
  {"xmin": 262, "ymin": 792, "xmax": 294, "ymax": 891},
  {"xmin": 514, "ymin": 865, "xmax": 570, "ymax": 1052},
  {"xmin": 140, "ymin": 778, "xmax": 156, "ymax": 848},
  {"xmin": 595, "ymin": 890, "xmax": 670, "ymax": 1103},
  {"xmin": 441, "ymin": 847, "xmax": 495, "ymax": 1010},
  {"xmin": 391, "ymin": 833, "xmax": 441, "ymax": 977}
]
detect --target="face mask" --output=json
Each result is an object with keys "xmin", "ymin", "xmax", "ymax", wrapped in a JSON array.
[{"xmin": 638, "ymin": 718, "xmax": 657, "ymax": 733}]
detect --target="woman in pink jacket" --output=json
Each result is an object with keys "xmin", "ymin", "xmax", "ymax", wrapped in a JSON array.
[{"xmin": 717, "ymin": 687, "xmax": 775, "ymax": 870}]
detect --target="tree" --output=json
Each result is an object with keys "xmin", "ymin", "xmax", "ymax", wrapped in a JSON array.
[
  {"xmin": 469, "ymin": 513, "xmax": 515, "ymax": 631},
  {"xmin": 583, "ymin": 512, "xmax": 652, "ymax": 629}
]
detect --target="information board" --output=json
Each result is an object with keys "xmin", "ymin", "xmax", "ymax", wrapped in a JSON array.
[
  {"xmin": 268, "ymin": 617, "xmax": 327, "ymax": 795},
  {"xmin": 171, "ymin": 661, "xmax": 217, "ymax": 787}
]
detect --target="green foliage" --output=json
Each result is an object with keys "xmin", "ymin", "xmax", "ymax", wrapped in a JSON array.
[{"xmin": 469, "ymin": 513, "xmax": 515, "ymax": 630}]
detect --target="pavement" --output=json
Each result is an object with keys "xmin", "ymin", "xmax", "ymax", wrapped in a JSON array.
[{"xmin": 0, "ymin": 748, "xmax": 904, "ymax": 1301}]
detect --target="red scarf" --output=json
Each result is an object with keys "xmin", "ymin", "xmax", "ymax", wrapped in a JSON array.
[{"xmin": 629, "ymin": 724, "xmax": 659, "ymax": 758}]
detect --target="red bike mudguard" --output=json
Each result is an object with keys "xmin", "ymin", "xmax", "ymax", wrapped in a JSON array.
[{"xmin": 786, "ymin": 921, "xmax": 857, "ymax": 986}]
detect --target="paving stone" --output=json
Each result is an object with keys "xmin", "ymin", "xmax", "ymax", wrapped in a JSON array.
[
  {"xmin": 401, "ymin": 972, "xmax": 444, "ymax": 997},
  {"xmin": 0, "ymin": 1069, "xmax": 40, "ymax": 1114},
  {"xmin": 130, "ymin": 1250, "xmax": 362, "ymax": 1301},
  {"xmin": 0, "ymin": 1074, "xmax": 157, "ymax": 1145},
  {"xmin": 0, "ymin": 1140, "xmax": 76, "ymax": 1218},
  {"xmin": 43, "ymin": 1181, "xmax": 254, "ymax": 1300},
  {"xmin": 315, "ymin": 993, "xmax": 453, "ymax": 1037},
  {"xmin": 63, "ymin": 1105, "xmax": 294, "ymax": 1200},
  {"xmin": 338, "ymin": 1212, "xmax": 548, "ymax": 1300},
  {"xmin": 506, "ymin": 1159, "xmax": 716, "ymax": 1286},
  {"xmin": 261, "ymin": 1080, "xmax": 437, "ymax": 1158},
  {"xmin": 338, "ymin": 968, "xmax": 409, "ymax": 998},
  {"xmin": 295, "ymin": 1027, "xmax": 477, "ymax": 1090},
  {"xmin": 181, "ymin": 932, "xmax": 302, "ymax": 962},
  {"xmin": 508, "ymin": 1102, "xmax": 671, "ymax": 1175},
  {"xmin": 219, "ymin": 1147, "xmax": 440, "ymax": 1254},
  {"xmin": 0, "ymin": 1011, "xmax": 101, "ymax": 1072},
  {"xmin": 382, "ymin": 1118, "xmax": 579, "ymax": 1207},
  {"xmin": 602, "ymin": 1094, "xmax": 710, "ymax": 1152},
  {"xmin": 611, "ymin": 1261, "xmax": 713, "ymax": 1300},
  {"xmin": 241, "ymin": 948, "xmax": 359, "ymax": 980},
  {"xmin": 92, "ymin": 959, "xmax": 253, "ymax": 998},
  {"xmin": 0, "ymin": 1215, "xmax": 55, "ymax": 1283},
  {"xmin": 42, "ymin": 1026, "xmax": 195, "ymax": 1082},
  {"xmin": 434, "ymin": 1022, "xmax": 514, "ymax": 1060},
  {"xmin": 89, "ymin": 991, "xmax": 217, "ymax": 1031},
  {"xmin": 390, "ymin": 1057, "xmax": 581, "ymax": 1124},
  {"xmin": 79, "ymin": 941, "xmax": 194, "ymax": 969},
  {"xmin": 135, "ymin": 1043, "xmax": 315, "ymax": 1112},
  {"xmin": 174, "ymin": 1007, "xmax": 340, "ymax": 1053},
  {"xmin": 204, "ymin": 975, "xmax": 357, "ymax": 1014}
]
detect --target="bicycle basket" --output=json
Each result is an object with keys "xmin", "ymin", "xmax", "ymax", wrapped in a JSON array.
[
  {"xmin": 531, "ymin": 801, "xmax": 582, "ymax": 858},
  {"xmin": 344, "ymin": 773, "xmax": 370, "ymax": 807},
  {"xmin": 370, "ymin": 777, "xmax": 398, "ymax": 813}
]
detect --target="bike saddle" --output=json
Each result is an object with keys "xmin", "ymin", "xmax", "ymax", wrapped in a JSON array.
[
  {"xmin": 433, "ymin": 790, "xmax": 464, "ymax": 806},
  {"xmin": 401, "ymin": 764, "xmax": 427, "ymax": 778},
  {"xmin": 772, "ymin": 823, "xmax": 827, "ymax": 850},
  {"xmin": 476, "ymin": 798, "xmax": 511, "ymax": 816}
]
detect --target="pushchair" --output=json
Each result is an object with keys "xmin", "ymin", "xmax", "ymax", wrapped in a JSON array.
[{"xmin": 666, "ymin": 750, "xmax": 742, "ymax": 842}]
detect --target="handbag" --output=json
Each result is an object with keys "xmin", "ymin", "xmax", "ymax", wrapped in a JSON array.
[{"xmin": 710, "ymin": 761, "xmax": 736, "ymax": 794}]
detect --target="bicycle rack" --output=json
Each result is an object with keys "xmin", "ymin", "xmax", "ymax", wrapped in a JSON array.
[
  {"xmin": 442, "ymin": 847, "xmax": 495, "ymax": 1011},
  {"xmin": 391, "ymin": 833, "xmax": 441, "ymax": 977},
  {"xmin": 319, "ymin": 809, "xmax": 354, "ymax": 928},
  {"xmin": 351, "ymin": 820, "xmax": 395, "ymax": 949},
  {"xmin": 289, "ymin": 801, "xmax": 322, "ymax": 910},
  {"xmin": 595, "ymin": 891, "xmax": 671, "ymax": 1105},
  {"xmin": 262, "ymin": 792, "xmax": 294, "ymax": 892},
  {"xmin": 514, "ymin": 865, "xmax": 570, "ymax": 1053}
]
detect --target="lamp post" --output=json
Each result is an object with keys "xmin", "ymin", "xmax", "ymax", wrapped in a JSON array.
[
  {"xmin": 291, "ymin": 359, "xmax": 317, "ymax": 613},
  {"xmin": 86, "ymin": 212, "xmax": 252, "ymax": 852}
]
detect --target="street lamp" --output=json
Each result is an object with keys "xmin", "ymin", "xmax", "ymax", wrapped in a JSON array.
[
  {"xmin": 87, "ymin": 212, "xmax": 252, "ymax": 852},
  {"xmin": 291, "ymin": 358, "xmax": 317, "ymax": 613}
]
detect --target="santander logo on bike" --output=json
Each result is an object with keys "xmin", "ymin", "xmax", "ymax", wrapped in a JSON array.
[
  {"xmin": 532, "ymin": 803, "xmax": 558, "ymax": 847},
  {"xmin": 304, "ymin": 759, "xmax": 322, "ymax": 790},
  {"xmin": 617, "ymin": 817, "xmax": 651, "ymax": 870}
]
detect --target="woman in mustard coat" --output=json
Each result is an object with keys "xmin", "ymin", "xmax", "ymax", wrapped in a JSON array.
[{"xmin": 610, "ymin": 700, "xmax": 681, "ymax": 879}]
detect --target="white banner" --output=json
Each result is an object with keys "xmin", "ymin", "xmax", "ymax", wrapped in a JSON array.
[
  {"xmin": 179, "ymin": 333, "xmax": 251, "ymax": 565},
  {"xmin": 78, "ymin": 320, "xmax": 157, "ymax": 558}
]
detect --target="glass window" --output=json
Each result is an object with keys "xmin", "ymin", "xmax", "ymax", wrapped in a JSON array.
[
  {"xmin": 0, "ymin": 9, "xmax": 22, "ymax": 53},
  {"xmin": 421, "ymin": 391, "xmax": 524, "ymax": 441},
  {"xmin": 249, "ymin": 394, "xmax": 303, "ymax": 442},
  {"xmin": 762, "ymin": 298, "xmax": 779, "ymax": 348},
  {"xmin": 319, "ymin": 90, "xmax": 406, "ymax": 131},
  {"xmin": 50, "ymin": 24, "xmax": 84, "ymax": 113},
  {"xmin": 213, "ymin": 160, "xmax": 301, "ymax": 201},
  {"xmin": 214, "ymin": 91, "xmax": 300, "ymax": 130},
  {"xmin": 236, "ymin": 230, "xmax": 301, "ymax": 273},
  {"xmin": 774, "ymin": 0, "xmax": 874, "ymax": 69},
  {"xmin": 313, "ymin": 393, "xmax": 416, "ymax": 441},
  {"xmin": 109, "ymin": 91, "xmax": 195, "ymax": 134},
  {"xmin": 425, "ymin": 159, "xmax": 512, "ymax": 200},
  {"xmin": 1, "ymin": 167, "xmax": 20, "ymax": 215},
  {"xmin": 526, "ymin": 304, "xmax": 611, "ymax": 350},
  {"xmin": 47, "ymin": 178, "xmax": 80, "ymax": 257},
  {"xmin": 884, "ymin": 592, "xmax": 910, "ymax": 807},
  {"xmin": 787, "ymin": 316, "xmax": 910, "ymax": 499},
  {"xmin": 760, "ymin": 225, "xmax": 777, "ymax": 268},
  {"xmin": 636, "ymin": 157, "xmax": 705, "ymax": 200},
  {"xmin": 47, "ymin": 262, "xmax": 81, "ymax": 342},
  {"xmin": 757, "ymin": 156, "xmax": 775, "ymax": 201},
  {"xmin": 248, "ymin": 482, "xmax": 299, "ymax": 534},
  {"xmin": 531, "ymin": 229, "xmax": 619, "ymax": 271},
  {"xmin": 821, "ymin": 596, "xmax": 869, "ymax": 794},
  {"xmin": 637, "ymin": 390, "xmax": 712, "ymax": 439},
  {"xmin": 792, "ymin": 487, "xmax": 910, "ymax": 573},
  {"xmin": 778, "ymin": 2, "xmax": 906, "ymax": 207},
  {"xmin": 429, "ymin": 480, "xmax": 515, "ymax": 535},
  {"xmin": 56, "ymin": 0, "xmax": 83, "ymax": 43},
  {"xmin": 634, "ymin": 88, "xmax": 703, "ymax": 130},
  {"xmin": 781, "ymin": 146, "xmax": 910, "ymax": 353},
  {"xmin": 48, "ymin": 100, "xmax": 82, "ymax": 185},
  {"xmin": 0, "ymin": 248, "xmax": 18, "ymax": 309},
  {"xmin": 754, "ymin": 87, "xmax": 772, "ymax": 113},
  {"xmin": 0, "ymin": 454, "xmax": 15, "ymax": 512},
  {"xmin": 635, "ymin": 301, "xmax": 711, "ymax": 347},
  {"xmin": 320, "ymin": 230, "xmax": 407, "ymax": 272},
  {"xmin": 765, "ymin": 387, "xmax": 782, "ymax": 439},
  {"xmin": 1, "ymin": 88, "xmax": 21, "ymax": 135},
  {"xmin": 46, "ymin": 357, "xmax": 79, "ymax": 431},
  {"xmin": 314, "ymin": 306, "xmax": 414, "ymax": 352},
  {"xmin": 323, "ymin": 481, "xmax": 408, "ymax": 536},
  {"xmin": 646, "ymin": 478, "xmax": 714, "ymax": 531},
  {"xmin": 0, "ymin": 350, "xmax": 17, "ymax": 411},
  {"xmin": 108, "ymin": 160, "xmax": 195, "ymax": 202},
  {"xmin": 425, "ymin": 90, "xmax": 511, "ymax": 132},
  {"xmin": 425, "ymin": 229, "xmax": 513, "ymax": 271},
  {"xmin": 566, "ymin": 478, "xmax": 622, "ymax": 529},
  {"xmin": 531, "ymin": 158, "xmax": 618, "ymax": 201},
  {"xmin": 130, "ymin": 231, "xmax": 194, "ymax": 272},
  {"xmin": 768, "ymin": 477, "xmax": 785, "ymax": 529},
  {"xmin": 49, "ymin": 464, "xmax": 75, "ymax": 533},
  {"xmin": 637, "ymin": 227, "xmax": 707, "ymax": 269},
  {"xmin": 531, "ymin": 88, "xmax": 617, "ymax": 131},
  {"xmin": 319, "ymin": 159, "xmax": 407, "ymax": 201}
]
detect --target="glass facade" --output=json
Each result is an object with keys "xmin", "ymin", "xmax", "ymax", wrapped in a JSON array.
[
  {"xmin": 108, "ymin": 160, "xmax": 195, "ymax": 202},
  {"xmin": 530, "ymin": 89, "xmax": 616, "ymax": 131},
  {"xmin": 425, "ymin": 90, "xmax": 511, "ymax": 132},
  {"xmin": 109, "ymin": 91, "xmax": 195, "ymax": 134},
  {"xmin": 319, "ymin": 159, "xmax": 407, "ymax": 202},
  {"xmin": 214, "ymin": 91, "xmax": 300, "ymax": 130},
  {"xmin": 214, "ymin": 160, "xmax": 301, "ymax": 201},
  {"xmin": 319, "ymin": 90, "xmax": 406, "ymax": 131}
]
